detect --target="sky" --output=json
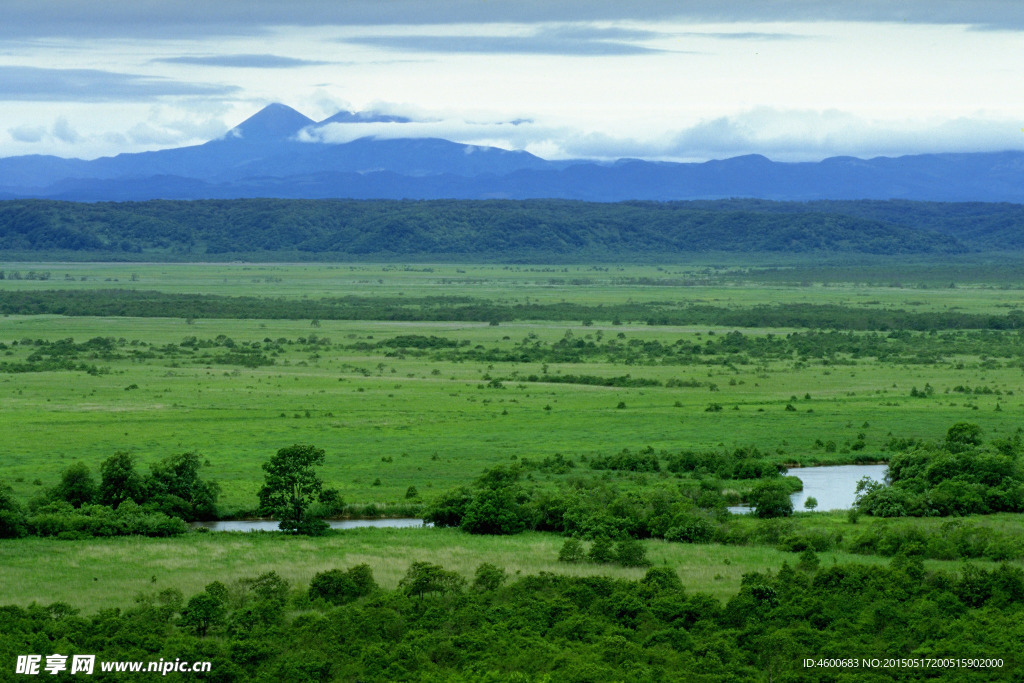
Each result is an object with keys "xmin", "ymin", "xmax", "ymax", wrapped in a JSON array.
[{"xmin": 2, "ymin": 1, "xmax": 1023, "ymax": 162}]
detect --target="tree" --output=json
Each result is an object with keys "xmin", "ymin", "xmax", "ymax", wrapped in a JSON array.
[
  {"xmin": 0, "ymin": 483, "xmax": 28, "ymax": 538},
  {"xmin": 147, "ymin": 452, "xmax": 220, "ymax": 521},
  {"xmin": 588, "ymin": 535, "xmax": 616, "ymax": 563},
  {"xmin": 257, "ymin": 444, "xmax": 328, "ymax": 535},
  {"xmin": 615, "ymin": 537, "xmax": 651, "ymax": 567},
  {"xmin": 750, "ymin": 481, "xmax": 794, "ymax": 519},
  {"xmin": 51, "ymin": 462, "xmax": 97, "ymax": 508},
  {"xmin": 98, "ymin": 452, "xmax": 147, "ymax": 508},
  {"xmin": 558, "ymin": 538, "xmax": 585, "ymax": 563},
  {"xmin": 946, "ymin": 422, "xmax": 983, "ymax": 452},
  {"xmin": 803, "ymin": 496, "xmax": 818, "ymax": 512},
  {"xmin": 460, "ymin": 487, "xmax": 526, "ymax": 535},
  {"xmin": 399, "ymin": 562, "xmax": 465, "ymax": 597},
  {"xmin": 309, "ymin": 565, "xmax": 378, "ymax": 605},
  {"xmin": 472, "ymin": 563, "xmax": 506, "ymax": 591},
  {"xmin": 180, "ymin": 589, "xmax": 226, "ymax": 637}
]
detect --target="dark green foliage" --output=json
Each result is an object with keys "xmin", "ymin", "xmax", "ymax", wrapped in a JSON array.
[
  {"xmin": 472, "ymin": 563, "xmax": 507, "ymax": 591},
  {"xmin": 25, "ymin": 499, "xmax": 188, "ymax": 537},
  {"xmin": 857, "ymin": 424, "xmax": 1024, "ymax": 517},
  {"xmin": 257, "ymin": 444, "xmax": 328, "ymax": 535},
  {"xmin": 146, "ymin": 451, "xmax": 220, "ymax": 521},
  {"xmin": 8, "ymin": 288, "xmax": 1024, "ymax": 334},
  {"xmin": 180, "ymin": 585, "xmax": 228, "ymax": 636},
  {"xmin": 664, "ymin": 515, "xmax": 715, "ymax": 543},
  {"xmin": 50, "ymin": 461, "xmax": 97, "ymax": 508},
  {"xmin": 2, "ymin": 559, "xmax": 1021, "ymax": 681},
  {"xmin": 946, "ymin": 421, "xmax": 984, "ymax": 451},
  {"xmin": 98, "ymin": 451, "xmax": 147, "ymax": 508},
  {"xmin": 587, "ymin": 535, "xmax": 616, "ymax": 563},
  {"xmin": 398, "ymin": 561, "xmax": 465, "ymax": 597},
  {"xmin": 614, "ymin": 537, "xmax": 651, "ymax": 567},
  {"xmin": 0, "ymin": 198, "xmax": 983, "ymax": 260},
  {"xmin": 459, "ymin": 486, "xmax": 527, "ymax": 535},
  {"xmin": 308, "ymin": 565, "xmax": 378, "ymax": 605},
  {"xmin": 750, "ymin": 480, "xmax": 794, "ymax": 518},
  {"xmin": 422, "ymin": 486, "xmax": 474, "ymax": 527},
  {"xmin": 0, "ymin": 482, "xmax": 28, "ymax": 538}
]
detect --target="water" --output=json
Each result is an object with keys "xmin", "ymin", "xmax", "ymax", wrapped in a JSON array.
[
  {"xmin": 193, "ymin": 518, "xmax": 427, "ymax": 532},
  {"xmin": 729, "ymin": 464, "xmax": 888, "ymax": 514}
]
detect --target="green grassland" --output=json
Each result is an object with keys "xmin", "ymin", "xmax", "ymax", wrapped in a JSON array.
[
  {"xmin": 2, "ymin": 260, "xmax": 1024, "ymax": 614},
  {"xmin": 2, "ymin": 263, "xmax": 1023, "ymax": 512},
  {"xmin": 0, "ymin": 526, "xmax": 999, "ymax": 614}
]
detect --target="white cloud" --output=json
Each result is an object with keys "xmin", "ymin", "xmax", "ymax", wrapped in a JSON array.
[{"xmin": 295, "ymin": 107, "xmax": 1024, "ymax": 162}]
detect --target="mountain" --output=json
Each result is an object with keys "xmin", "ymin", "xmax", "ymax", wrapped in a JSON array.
[{"xmin": 1, "ymin": 103, "xmax": 1023, "ymax": 202}]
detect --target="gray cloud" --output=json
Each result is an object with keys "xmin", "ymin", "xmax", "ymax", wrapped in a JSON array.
[
  {"xmin": 154, "ymin": 54, "xmax": 330, "ymax": 68},
  {"xmin": 8, "ymin": 123, "xmax": 47, "ymax": 142},
  {"xmin": 0, "ymin": 66, "xmax": 241, "ymax": 102},
  {"xmin": 340, "ymin": 26, "xmax": 669, "ymax": 56},
  {"xmin": 6, "ymin": 1, "xmax": 1024, "ymax": 39},
  {"xmin": 678, "ymin": 31, "xmax": 812, "ymax": 40},
  {"xmin": 51, "ymin": 116, "xmax": 80, "ymax": 143}
]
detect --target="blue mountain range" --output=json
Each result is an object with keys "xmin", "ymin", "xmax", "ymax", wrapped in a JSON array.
[{"xmin": 2, "ymin": 103, "xmax": 1023, "ymax": 203}]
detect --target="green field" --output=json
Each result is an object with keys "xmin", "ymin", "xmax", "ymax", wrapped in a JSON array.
[
  {"xmin": 3, "ymin": 261, "xmax": 1024, "ymax": 597},
  {"xmin": 2, "ymin": 263, "xmax": 1023, "ymax": 512}
]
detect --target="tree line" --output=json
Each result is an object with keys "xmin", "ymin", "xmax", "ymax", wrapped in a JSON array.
[
  {"xmin": 1, "ymin": 556, "xmax": 1020, "ymax": 681},
  {"xmin": 0, "ymin": 198, "xmax": 985, "ymax": 259},
  {"xmin": 4, "ymin": 289, "xmax": 1024, "ymax": 331}
]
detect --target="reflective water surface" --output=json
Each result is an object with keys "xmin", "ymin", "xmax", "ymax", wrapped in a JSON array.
[
  {"xmin": 730, "ymin": 464, "xmax": 888, "ymax": 514},
  {"xmin": 193, "ymin": 518, "xmax": 427, "ymax": 532}
]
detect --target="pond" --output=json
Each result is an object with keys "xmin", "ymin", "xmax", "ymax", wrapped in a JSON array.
[
  {"xmin": 193, "ymin": 518, "xmax": 428, "ymax": 532},
  {"xmin": 730, "ymin": 463, "xmax": 888, "ymax": 514}
]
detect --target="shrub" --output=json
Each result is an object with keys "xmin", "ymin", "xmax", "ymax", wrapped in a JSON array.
[
  {"xmin": 309, "ymin": 564, "xmax": 378, "ymax": 605},
  {"xmin": 472, "ymin": 563, "xmax": 506, "ymax": 591},
  {"xmin": 558, "ymin": 538, "xmax": 586, "ymax": 563},
  {"xmin": 615, "ymin": 537, "xmax": 651, "ymax": 567}
]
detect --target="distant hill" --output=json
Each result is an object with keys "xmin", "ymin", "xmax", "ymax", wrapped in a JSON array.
[
  {"xmin": 1, "ymin": 103, "xmax": 1024, "ymax": 202},
  {"xmin": 0, "ymin": 198, "xmax": 1001, "ymax": 261}
]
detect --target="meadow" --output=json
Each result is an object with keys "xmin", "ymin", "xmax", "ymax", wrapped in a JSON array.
[{"xmin": 2, "ymin": 260, "xmax": 1024, "ymax": 610}]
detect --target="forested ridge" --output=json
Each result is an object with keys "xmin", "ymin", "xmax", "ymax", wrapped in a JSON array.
[{"xmin": 2, "ymin": 198, "xmax": 1012, "ymax": 260}]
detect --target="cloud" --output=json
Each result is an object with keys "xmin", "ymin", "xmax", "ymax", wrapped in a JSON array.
[
  {"xmin": 340, "ymin": 25, "xmax": 671, "ymax": 56},
  {"xmin": 576, "ymin": 109, "xmax": 1024, "ymax": 162},
  {"xmin": 299, "ymin": 107, "xmax": 1024, "ymax": 162},
  {"xmin": 4, "ymin": 0, "xmax": 1024, "ymax": 39},
  {"xmin": 6, "ymin": 116, "xmax": 81, "ymax": 145},
  {"xmin": 153, "ymin": 54, "xmax": 330, "ymax": 68},
  {"xmin": 51, "ymin": 116, "xmax": 80, "ymax": 143},
  {"xmin": 677, "ymin": 31, "xmax": 811, "ymax": 40},
  {"xmin": 0, "ymin": 66, "xmax": 241, "ymax": 102},
  {"xmin": 8, "ymin": 123, "xmax": 47, "ymax": 142}
]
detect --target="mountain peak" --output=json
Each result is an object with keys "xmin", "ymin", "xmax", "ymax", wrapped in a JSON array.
[{"xmin": 225, "ymin": 104, "xmax": 315, "ymax": 141}]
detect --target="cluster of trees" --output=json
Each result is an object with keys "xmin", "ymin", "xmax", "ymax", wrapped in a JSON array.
[
  {"xmin": 5, "ymin": 288, "xmax": 1024, "ymax": 332},
  {"xmin": 424, "ymin": 464, "xmax": 729, "ymax": 542},
  {"xmin": 856, "ymin": 424, "xmax": 1024, "ymax": 517},
  {"xmin": 0, "ymin": 452, "xmax": 219, "ymax": 539},
  {"xmin": 1, "ymin": 557, "xmax": 1020, "ymax": 681},
  {"xmin": 0, "ymin": 333, "xmax": 341, "ymax": 374}
]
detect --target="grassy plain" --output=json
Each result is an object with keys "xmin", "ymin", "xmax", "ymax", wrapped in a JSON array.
[
  {"xmin": 2, "ymin": 260, "xmax": 1023, "ymax": 611},
  {"xmin": 0, "ymin": 526, "xmax": 1001, "ymax": 614}
]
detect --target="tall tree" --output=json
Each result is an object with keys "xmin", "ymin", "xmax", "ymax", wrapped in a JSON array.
[
  {"xmin": 51, "ymin": 461, "xmax": 97, "ymax": 508},
  {"xmin": 98, "ymin": 452, "xmax": 147, "ymax": 508},
  {"xmin": 257, "ymin": 444, "xmax": 328, "ymax": 535}
]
